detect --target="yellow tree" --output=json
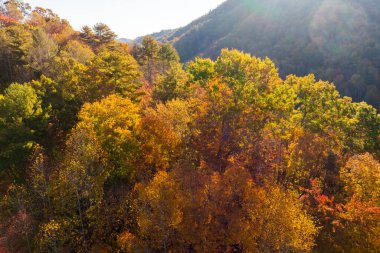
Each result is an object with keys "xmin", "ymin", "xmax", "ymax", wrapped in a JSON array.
[
  {"xmin": 134, "ymin": 170, "xmax": 183, "ymax": 252},
  {"xmin": 185, "ymin": 166, "xmax": 318, "ymax": 252},
  {"xmin": 336, "ymin": 153, "xmax": 380, "ymax": 253},
  {"xmin": 49, "ymin": 124, "xmax": 107, "ymax": 252},
  {"xmin": 128, "ymin": 166, "xmax": 318, "ymax": 253},
  {"xmin": 138, "ymin": 99, "xmax": 192, "ymax": 170},
  {"xmin": 77, "ymin": 94, "xmax": 141, "ymax": 179}
]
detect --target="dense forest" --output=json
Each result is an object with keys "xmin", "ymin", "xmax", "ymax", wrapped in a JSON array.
[
  {"xmin": 148, "ymin": 0, "xmax": 380, "ymax": 110},
  {"xmin": 0, "ymin": 0, "xmax": 380, "ymax": 252}
]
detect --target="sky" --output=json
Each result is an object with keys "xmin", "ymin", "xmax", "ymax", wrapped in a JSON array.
[{"xmin": 26, "ymin": 0, "xmax": 225, "ymax": 39}]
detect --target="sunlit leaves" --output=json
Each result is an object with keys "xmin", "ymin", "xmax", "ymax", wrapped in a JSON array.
[
  {"xmin": 78, "ymin": 94, "xmax": 141, "ymax": 178},
  {"xmin": 341, "ymin": 153, "xmax": 380, "ymax": 202},
  {"xmin": 138, "ymin": 99, "xmax": 192, "ymax": 169},
  {"xmin": 84, "ymin": 49, "xmax": 141, "ymax": 101}
]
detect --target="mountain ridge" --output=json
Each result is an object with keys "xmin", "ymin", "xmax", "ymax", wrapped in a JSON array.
[{"xmin": 146, "ymin": 0, "xmax": 380, "ymax": 108}]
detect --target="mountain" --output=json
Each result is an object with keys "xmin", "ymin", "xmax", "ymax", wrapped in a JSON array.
[
  {"xmin": 135, "ymin": 29, "xmax": 177, "ymax": 44},
  {"xmin": 152, "ymin": 0, "xmax": 380, "ymax": 108},
  {"xmin": 117, "ymin": 37, "xmax": 135, "ymax": 45}
]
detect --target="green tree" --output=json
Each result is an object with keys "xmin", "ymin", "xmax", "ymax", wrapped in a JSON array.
[
  {"xmin": 92, "ymin": 23, "xmax": 116, "ymax": 46},
  {"xmin": 0, "ymin": 83, "xmax": 47, "ymax": 179},
  {"xmin": 153, "ymin": 63, "xmax": 188, "ymax": 102},
  {"xmin": 158, "ymin": 43, "xmax": 180, "ymax": 68},
  {"xmin": 135, "ymin": 36, "xmax": 160, "ymax": 84},
  {"xmin": 0, "ymin": 24, "xmax": 32, "ymax": 88},
  {"xmin": 79, "ymin": 25, "xmax": 95, "ymax": 47},
  {"xmin": 186, "ymin": 57, "xmax": 215, "ymax": 86},
  {"xmin": 83, "ymin": 49, "xmax": 141, "ymax": 101}
]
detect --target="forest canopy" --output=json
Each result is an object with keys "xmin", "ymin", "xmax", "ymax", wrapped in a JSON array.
[{"xmin": 0, "ymin": 1, "xmax": 379, "ymax": 253}]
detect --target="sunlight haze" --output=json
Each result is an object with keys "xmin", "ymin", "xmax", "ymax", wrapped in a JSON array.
[{"xmin": 26, "ymin": 0, "xmax": 225, "ymax": 38}]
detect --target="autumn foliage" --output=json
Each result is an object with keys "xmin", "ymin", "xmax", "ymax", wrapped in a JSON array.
[{"xmin": 0, "ymin": 1, "xmax": 379, "ymax": 253}]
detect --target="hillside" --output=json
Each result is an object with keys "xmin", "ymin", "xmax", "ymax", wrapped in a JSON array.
[{"xmin": 153, "ymin": 0, "xmax": 380, "ymax": 108}]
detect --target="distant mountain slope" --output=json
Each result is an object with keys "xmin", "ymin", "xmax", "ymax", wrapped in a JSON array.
[
  {"xmin": 135, "ymin": 29, "xmax": 178, "ymax": 44},
  {"xmin": 152, "ymin": 0, "xmax": 380, "ymax": 108},
  {"xmin": 117, "ymin": 38, "xmax": 134, "ymax": 45}
]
